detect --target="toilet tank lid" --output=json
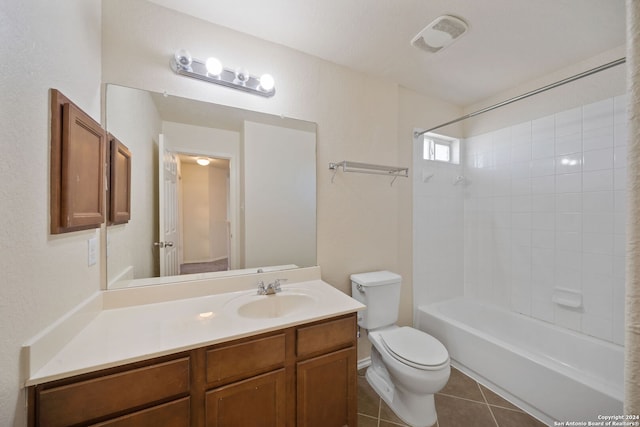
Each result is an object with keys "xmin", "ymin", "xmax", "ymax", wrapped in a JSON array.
[{"xmin": 350, "ymin": 271, "xmax": 401, "ymax": 287}]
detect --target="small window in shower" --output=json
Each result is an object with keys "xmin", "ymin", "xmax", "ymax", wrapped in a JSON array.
[
  {"xmin": 421, "ymin": 132, "xmax": 460, "ymax": 164},
  {"xmin": 429, "ymin": 139, "xmax": 451, "ymax": 161}
]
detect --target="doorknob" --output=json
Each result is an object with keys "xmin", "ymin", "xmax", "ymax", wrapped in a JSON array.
[{"xmin": 153, "ymin": 241, "xmax": 175, "ymax": 248}]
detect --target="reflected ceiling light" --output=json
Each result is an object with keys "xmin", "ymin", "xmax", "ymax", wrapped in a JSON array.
[
  {"xmin": 196, "ymin": 158, "xmax": 210, "ymax": 166},
  {"xmin": 170, "ymin": 49, "xmax": 276, "ymax": 97},
  {"xmin": 561, "ymin": 157, "xmax": 578, "ymax": 166}
]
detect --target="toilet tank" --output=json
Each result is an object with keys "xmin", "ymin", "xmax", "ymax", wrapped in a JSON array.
[{"xmin": 350, "ymin": 271, "xmax": 402, "ymax": 330}]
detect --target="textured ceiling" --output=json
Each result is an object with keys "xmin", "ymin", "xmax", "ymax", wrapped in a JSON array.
[{"xmin": 149, "ymin": 0, "xmax": 626, "ymax": 107}]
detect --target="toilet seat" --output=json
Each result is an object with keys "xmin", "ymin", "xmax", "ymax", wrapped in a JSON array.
[{"xmin": 379, "ymin": 327, "xmax": 449, "ymax": 370}]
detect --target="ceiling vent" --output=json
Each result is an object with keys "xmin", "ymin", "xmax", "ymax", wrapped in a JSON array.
[{"xmin": 411, "ymin": 15, "xmax": 469, "ymax": 54}]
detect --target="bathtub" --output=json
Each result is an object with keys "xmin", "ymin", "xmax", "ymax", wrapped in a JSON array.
[{"xmin": 416, "ymin": 298, "xmax": 623, "ymax": 425}]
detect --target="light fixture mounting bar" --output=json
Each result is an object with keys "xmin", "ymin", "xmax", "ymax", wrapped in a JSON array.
[{"xmin": 170, "ymin": 57, "xmax": 275, "ymax": 98}]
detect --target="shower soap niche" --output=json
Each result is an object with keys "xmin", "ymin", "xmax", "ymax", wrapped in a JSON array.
[{"xmin": 552, "ymin": 287, "xmax": 583, "ymax": 309}]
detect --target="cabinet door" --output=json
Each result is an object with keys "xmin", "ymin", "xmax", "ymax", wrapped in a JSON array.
[
  {"xmin": 108, "ymin": 133, "xmax": 132, "ymax": 225},
  {"xmin": 50, "ymin": 89, "xmax": 106, "ymax": 233},
  {"xmin": 296, "ymin": 347, "xmax": 357, "ymax": 427},
  {"xmin": 205, "ymin": 369, "xmax": 286, "ymax": 427}
]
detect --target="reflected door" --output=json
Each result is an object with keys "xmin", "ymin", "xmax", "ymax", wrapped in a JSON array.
[{"xmin": 158, "ymin": 134, "xmax": 180, "ymax": 276}]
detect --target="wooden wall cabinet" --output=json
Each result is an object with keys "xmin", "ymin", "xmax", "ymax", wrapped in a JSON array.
[
  {"xmin": 50, "ymin": 89, "xmax": 106, "ymax": 234},
  {"xmin": 108, "ymin": 133, "xmax": 132, "ymax": 225},
  {"xmin": 28, "ymin": 313, "xmax": 357, "ymax": 427}
]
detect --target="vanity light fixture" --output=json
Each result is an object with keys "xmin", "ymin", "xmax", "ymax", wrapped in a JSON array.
[
  {"xmin": 196, "ymin": 157, "xmax": 210, "ymax": 166},
  {"xmin": 171, "ymin": 49, "xmax": 276, "ymax": 98}
]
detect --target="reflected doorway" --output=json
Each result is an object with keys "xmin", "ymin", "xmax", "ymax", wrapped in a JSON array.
[{"xmin": 177, "ymin": 154, "xmax": 231, "ymax": 274}]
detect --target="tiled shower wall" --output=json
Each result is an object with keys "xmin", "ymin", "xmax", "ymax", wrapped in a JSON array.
[
  {"xmin": 462, "ymin": 95, "xmax": 628, "ymax": 345},
  {"xmin": 413, "ymin": 152, "xmax": 465, "ymax": 308}
]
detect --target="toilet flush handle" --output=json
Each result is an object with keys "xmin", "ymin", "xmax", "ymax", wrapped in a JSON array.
[{"xmin": 356, "ymin": 283, "xmax": 365, "ymax": 293}]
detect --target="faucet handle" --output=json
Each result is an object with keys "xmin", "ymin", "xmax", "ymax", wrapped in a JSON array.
[
  {"xmin": 257, "ymin": 280, "xmax": 266, "ymax": 295},
  {"xmin": 273, "ymin": 278, "xmax": 288, "ymax": 291}
]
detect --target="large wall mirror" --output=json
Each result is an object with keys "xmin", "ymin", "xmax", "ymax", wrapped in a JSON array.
[{"xmin": 105, "ymin": 84, "xmax": 317, "ymax": 288}]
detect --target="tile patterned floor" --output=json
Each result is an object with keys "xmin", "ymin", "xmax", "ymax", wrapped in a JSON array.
[{"xmin": 357, "ymin": 367, "xmax": 548, "ymax": 427}]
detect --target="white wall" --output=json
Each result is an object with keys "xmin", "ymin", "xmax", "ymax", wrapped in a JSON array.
[
  {"xmin": 0, "ymin": 1, "xmax": 102, "ymax": 425},
  {"xmin": 209, "ymin": 165, "xmax": 229, "ymax": 262},
  {"xmin": 163, "ymin": 122, "xmax": 240, "ymax": 156},
  {"xmin": 243, "ymin": 121, "xmax": 316, "ymax": 268},
  {"xmin": 180, "ymin": 162, "xmax": 228, "ymax": 264},
  {"xmin": 106, "ymin": 85, "xmax": 162, "ymax": 282},
  {"xmin": 181, "ymin": 163, "xmax": 211, "ymax": 262},
  {"xmin": 462, "ymin": 46, "xmax": 626, "ymax": 136}
]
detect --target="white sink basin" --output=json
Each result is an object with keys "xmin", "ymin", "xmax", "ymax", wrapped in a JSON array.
[{"xmin": 224, "ymin": 290, "xmax": 318, "ymax": 319}]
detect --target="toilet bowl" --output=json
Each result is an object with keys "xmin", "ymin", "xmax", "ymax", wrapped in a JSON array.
[
  {"xmin": 366, "ymin": 326, "xmax": 450, "ymax": 427},
  {"xmin": 350, "ymin": 271, "xmax": 450, "ymax": 427}
]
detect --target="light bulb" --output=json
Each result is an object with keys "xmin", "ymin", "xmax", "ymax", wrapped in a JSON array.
[
  {"xmin": 174, "ymin": 49, "xmax": 192, "ymax": 69},
  {"xmin": 259, "ymin": 74, "xmax": 275, "ymax": 92},
  {"xmin": 196, "ymin": 158, "xmax": 210, "ymax": 166},
  {"xmin": 205, "ymin": 57, "xmax": 222, "ymax": 76}
]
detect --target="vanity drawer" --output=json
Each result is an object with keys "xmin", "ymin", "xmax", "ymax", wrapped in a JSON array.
[
  {"xmin": 91, "ymin": 397, "xmax": 190, "ymax": 427},
  {"xmin": 206, "ymin": 333, "xmax": 286, "ymax": 386},
  {"xmin": 297, "ymin": 315, "xmax": 356, "ymax": 358},
  {"xmin": 37, "ymin": 357, "xmax": 190, "ymax": 427}
]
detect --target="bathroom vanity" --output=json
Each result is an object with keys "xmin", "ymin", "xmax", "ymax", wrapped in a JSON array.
[{"xmin": 24, "ymin": 268, "xmax": 364, "ymax": 427}]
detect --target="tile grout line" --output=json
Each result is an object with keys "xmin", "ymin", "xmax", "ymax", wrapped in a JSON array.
[
  {"xmin": 436, "ymin": 392, "xmax": 486, "ymax": 405},
  {"xmin": 477, "ymin": 383, "xmax": 500, "ymax": 427},
  {"xmin": 377, "ymin": 397, "xmax": 382, "ymax": 427},
  {"xmin": 477, "ymin": 382, "xmax": 500, "ymax": 426}
]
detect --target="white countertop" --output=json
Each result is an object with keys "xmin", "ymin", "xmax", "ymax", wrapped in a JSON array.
[{"xmin": 26, "ymin": 278, "xmax": 364, "ymax": 385}]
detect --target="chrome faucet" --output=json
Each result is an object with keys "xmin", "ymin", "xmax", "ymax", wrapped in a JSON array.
[{"xmin": 257, "ymin": 279, "xmax": 287, "ymax": 295}]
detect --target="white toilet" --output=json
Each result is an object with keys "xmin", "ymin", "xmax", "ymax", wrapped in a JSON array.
[{"xmin": 351, "ymin": 271, "xmax": 450, "ymax": 427}]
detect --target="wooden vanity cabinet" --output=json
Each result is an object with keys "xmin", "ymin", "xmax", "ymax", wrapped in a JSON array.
[
  {"xmin": 30, "ymin": 354, "xmax": 191, "ymax": 427},
  {"xmin": 296, "ymin": 316, "xmax": 358, "ymax": 427},
  {"xmin": 28, "ymin": 313, "xmax": 357, "ymax": 427},
  {"xmin": 201, "ymin": 331, "xmax": 290, "ymax": 426}
]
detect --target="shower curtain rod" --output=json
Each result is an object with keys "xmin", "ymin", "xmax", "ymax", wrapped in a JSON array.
[{"xmin": 414, "ymin": 57, "xmax": 627, "ymax": 138}]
